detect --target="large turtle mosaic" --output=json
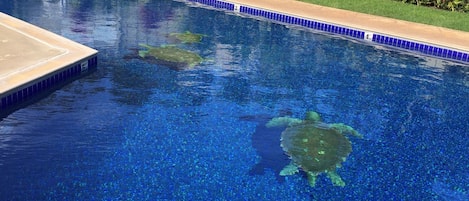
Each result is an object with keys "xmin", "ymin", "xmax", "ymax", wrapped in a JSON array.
[{"xmin": 266, "ymin": 111, "xmax": 363, "ymax": 187}]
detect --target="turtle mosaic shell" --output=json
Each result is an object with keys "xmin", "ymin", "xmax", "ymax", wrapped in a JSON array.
[
  {"xmin": 169, "ymin": 31, "xmax": 205, "ymax": 44},
  {"xmin": 280, "ymin": 123, "xmax": 352, "ymax": 173},
  {"xmin": 138, "ymin": 44, "xmax": 203, "ymax": 69}
]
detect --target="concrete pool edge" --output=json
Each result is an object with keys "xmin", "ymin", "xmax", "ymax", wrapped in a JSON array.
[
  {"xmin": 185, "ymin": 0, "xmax": 469, "ymax": 64},
  {"xmin": 0, "ymin": 12, "xmax": 98, "ymax": 111}
]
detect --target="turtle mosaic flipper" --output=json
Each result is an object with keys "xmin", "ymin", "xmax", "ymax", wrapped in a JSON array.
[
  {"xmin": 329, "ymin": 123, "xmax": 363, "ymax": 138},
  {"xmin": 279, "ymin": 162, "xmax": 299, "ymax": 176},
  {"xmin": 265, "ymin": 111, "xmax": 321, "ymax": 128},
  {"xmin": 326, "ymin": 170, "xmax": 346, "ymax": 187}
]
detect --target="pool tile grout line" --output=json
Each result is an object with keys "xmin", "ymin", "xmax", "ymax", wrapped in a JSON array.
[{"xmin": 186, "ymin": 0, "xmax": 469, "ymax": 64}]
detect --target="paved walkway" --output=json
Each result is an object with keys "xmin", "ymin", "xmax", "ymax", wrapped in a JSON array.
[{"xmin": 230, "ymin": 0, "xmax": 469, "ymax": 52}]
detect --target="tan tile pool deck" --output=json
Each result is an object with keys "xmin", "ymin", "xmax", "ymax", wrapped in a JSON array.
[
  {"xmin": 0, "ymin": 12, "xmax": 97, "ymax": 110},
  {"xmin": 229, "ymin": 0, "xmax": 469, "ymax": 53}
]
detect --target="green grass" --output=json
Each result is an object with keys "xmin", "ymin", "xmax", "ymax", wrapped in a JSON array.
[{"xmin": 299, "ymin": 0, "xmax": 469, "ymax": 32}]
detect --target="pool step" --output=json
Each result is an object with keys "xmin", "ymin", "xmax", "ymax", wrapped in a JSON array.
[{"xmin": 0, "ymin": 12, "xmax": 98, "ymax": 115}]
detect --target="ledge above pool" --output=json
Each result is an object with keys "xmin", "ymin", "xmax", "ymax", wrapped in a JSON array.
[
  {"xmin": 186, "ymin": 0, "xmax": 469, "ymax": 64},
  {"xmin": 0, "ymin": 12, "xmax": 98, "ymax": 114}
]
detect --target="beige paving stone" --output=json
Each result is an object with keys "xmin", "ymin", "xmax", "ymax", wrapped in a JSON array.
[{"xmin": 0, "ymin": 23, "xmax": 66, "ymax": 79}]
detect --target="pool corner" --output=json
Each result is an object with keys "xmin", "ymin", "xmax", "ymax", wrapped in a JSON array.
[{"xmin": 0, "ymin": 12, "xmax": 98, "ymax": 114}]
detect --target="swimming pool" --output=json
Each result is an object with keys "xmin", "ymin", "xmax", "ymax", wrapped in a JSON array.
[{"xmin": 1, "ymin": 0, "xmax": 468, "ymax": 200}]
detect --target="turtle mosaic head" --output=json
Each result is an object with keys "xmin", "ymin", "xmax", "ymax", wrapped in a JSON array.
[{"xmin": 305, "ymin": 111, "xmax": 321, "ymax": 122}]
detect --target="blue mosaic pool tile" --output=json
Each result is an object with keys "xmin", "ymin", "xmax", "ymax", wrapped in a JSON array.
[
  {"xmin": 447, "ymin": 51, "xmax": 453, "ymax": 59},
  {"xmin": 447, "ymin": 50, "xmax": 454, "ymax": 59},
  {"xmin": 427, "ymin": 46, "xmax": 433, "ymax": 54},
  {"xmin": 436, "ymin": 48, "xmax": 443, "ymax": 56},
  {"xmin": 432, "ymin": 47, "xmax": 439, "ymax": 55},
  {"xmin": 429, "ymin": 46, "xmax": 435, "ymax": 54}
]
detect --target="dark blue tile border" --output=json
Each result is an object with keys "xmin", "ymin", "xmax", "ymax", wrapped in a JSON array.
[
  {"xmin": 0, "ymin": 55, "xmax": 98, "ymax": 111},
  {"xmin": 187, "ymin": 0, "xmax": 234, "ymax": 10},
  {"xmin": 372, "ymin": 34, "xmax": 469, "ymax": 62},
  {"xmin": 187, "ymin": 0, "xmax": 469, "ymax": 64},
  {"xmin": 239, "ymin": 6, "xmax": 365, "ymax": 39}
]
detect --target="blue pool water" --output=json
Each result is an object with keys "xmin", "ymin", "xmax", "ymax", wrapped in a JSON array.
[{"xmin": 1, "ymin": 0, "xmax": 469, "ymax": 200}]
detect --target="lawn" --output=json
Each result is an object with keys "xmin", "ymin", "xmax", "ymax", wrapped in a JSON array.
[{"xmin": 299, "ymin": 0, "xmax": 469, "ymax": 32}]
